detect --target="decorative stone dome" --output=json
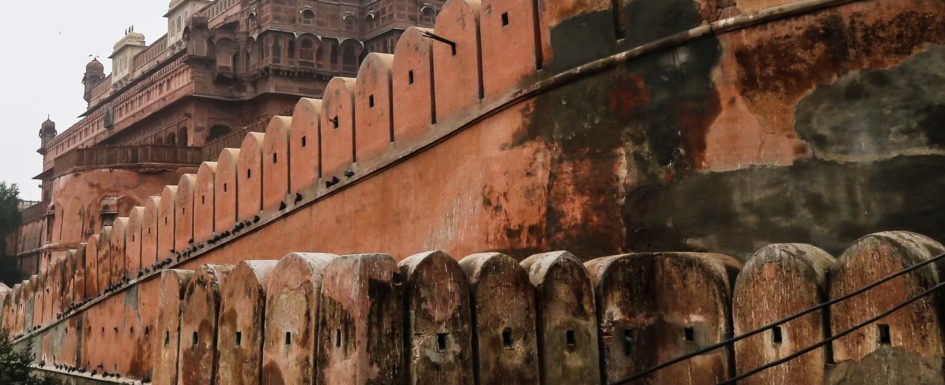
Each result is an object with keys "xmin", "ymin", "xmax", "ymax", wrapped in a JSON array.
[
  {"xmin": 86, "ymin": 58, "xmax": 105, "ymax": 73},
  {"xmin": 41, "ymin": 118, "xmax": 56, "ymax": 131}
]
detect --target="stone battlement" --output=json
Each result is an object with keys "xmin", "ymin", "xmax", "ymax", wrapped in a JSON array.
[{"xmin": 4, "ymin": 0, "xmax": 945, "ymax": 383}]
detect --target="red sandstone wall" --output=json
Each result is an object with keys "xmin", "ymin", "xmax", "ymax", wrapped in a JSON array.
[{"xmin": 9, "ymin": 0, "xmax": 945, "ymax": 384}]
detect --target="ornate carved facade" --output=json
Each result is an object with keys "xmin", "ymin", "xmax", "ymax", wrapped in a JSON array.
[{"xmin": 15, "ymin": 0, "xmax": 442, "ymax": 274}]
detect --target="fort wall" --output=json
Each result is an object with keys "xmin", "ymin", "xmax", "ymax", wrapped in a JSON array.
[{"xmin": 6, "ymin": 0, "xmax": 945, "ymax": 384}]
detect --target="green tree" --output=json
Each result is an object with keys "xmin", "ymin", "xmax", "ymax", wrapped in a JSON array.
[
  {"xmin": 0, "ymin": 328, "xmax": 62, "ymax": 385},
  {"xmin": 0, "ymin": 182, "xmax": 22, "ymax": 287}
]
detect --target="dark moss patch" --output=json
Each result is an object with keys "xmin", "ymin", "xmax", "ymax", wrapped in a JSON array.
[
  {"xmin": 625, "ymin": 156, "xmax": 945, "ymax": 259},
  {"xmin": 796, "ymin": 46, "xmax": 945, "ymax": 161},
  {"xmin": 617, "ymin": 0, "xmax": 706, "ymax": 48}
]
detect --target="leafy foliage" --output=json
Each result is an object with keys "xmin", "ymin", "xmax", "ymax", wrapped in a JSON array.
[
  {"xmin": 0, "ymin": 182, "xmax": 22, "ymax": 287},
  {"xmin": 0, "ymin": 328, "xmax": 62, "ymax": 385}
]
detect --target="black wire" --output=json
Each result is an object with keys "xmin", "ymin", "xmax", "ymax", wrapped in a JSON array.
[
  {"xmin": 613, "ymin": 251, "xmax": 945, "ymax": 385},
  {"xmin": 717, "ymin": 279, "xmax": 945, "ymax": 385}
]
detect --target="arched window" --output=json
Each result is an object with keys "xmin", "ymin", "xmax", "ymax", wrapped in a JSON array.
[
  {"xmin": 341, "ymin": 42, "xmax": 358, "ymax": 72},
  {"xmin": 288, "ymin": 40, "xmax": 295, "ymax": 60},
  {"xmin": 272, "ymin": 39, "xmax": 282, "ymax": 64},
  {"xmin": 207, "ymin": 125, "xmax": 232, "ymax": 142},
  {"xmin": 301, "ymin": 8, "xmax": 315, "ymax": 25},
  {"xmin": 300, "ymin": 38, "xmax": 315, "ymax": 67},
  {"xmin": 215, "ymin": 39, "xmax": 236, "ymax": 72},
  {"xmin": 420, "ymin": 5, "xmax": 436, "ymax": 25},
  {"xmin": 343, "ymin": 14, "xmax": 356, "ymax": 31}
]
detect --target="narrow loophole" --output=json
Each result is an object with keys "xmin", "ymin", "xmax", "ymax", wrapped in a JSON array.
[
  {"xmin": 285, "ymin": 331, "xmax": 291, "ymax": 346},
  {"xmin": 772, "ymin": 326, "xmax": 783, "ymax": 345},
  {"xmin": 369, "ymin": 95, "xmax": 375, "ymax": 108},
  {"xmin": 301, "ymin": 136, "xmax": 307, "ymax": 147},
  {"xmin": 878, "ymin": 324, "xmax": 891, "ymax": 345},
  {"xmin": 623, "ymin": 329, "xmax": 635, "ymax": 355},
  {"xmin": 201, "ymin": 195, "xmax": 206, "ymax": 205},
  {"xmin": 223, "ymin": 183, "xmax": 228, "ymax": 192},
  {"xmin": 684, "ymin": 327, "xmax": 695, "ymax": 342},
  {"xmin": 272, "ymin": 153, "xmax": 278, "ymax": 164},
  {"xmin": 502, "ymin": 328, "xmax": 513, "ymax": 348},
  {"xmin": 408, "ymin": 70, "xmax": 414, "ymax": 85},
  {"xmin": 566, "ymin": 330, "xmax": 576, "ymax": 350},
  {"xmin": 335, "ymin": 329, "xmax": 342, "ymax": 347},
  {"xmin": 235, "ymin": 331, "xmax": 242, "ymax": 347},
  {"xmin": 501, "ymin": 12, "xmax": 509, "ymax": 26},
  {"xmin": 436, "ymin": 333, "xmax": 448, "ymax": 352},
  {"xmin": 192, "ymin": 332, "xmax": 198, "ymax": 348},
  {"xmin": 247, "ymin": 169, "xmax": 252, "ymax": 179},
  {"xmin": 164, "ymin": 331, "xmax": 169, "ymax": 347}
]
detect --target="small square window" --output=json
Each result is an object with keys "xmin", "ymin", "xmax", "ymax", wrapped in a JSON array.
[
  {"xmin": 684, "ymin": 327, "xmax": 695, "ymax": 342},
  {"xmin": 772, "ymin": 326, "xmax": 783, "ymax": 344},
  {"xmin": 623, "ymin": 329, "xmax": 635, "ymax": 355},
  {"xmin": 436, "ymin": 333, "xmax": 448, "ymax": 352},
  {"xmin": 878, "ymin": 324, "xmax": 891, "ymax": 345}
]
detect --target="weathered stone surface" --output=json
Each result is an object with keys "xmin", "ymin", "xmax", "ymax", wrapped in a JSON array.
[
  {"xmin": 480, "ymin": 0, "xmax": 541, "ymax": 102},
  {"xmin": 521, "ymin": 251, "xmax": 600, "ymax": 385},
  {"xmin": 215, "ymin": 149, "xmax": 240, "ymax": 234},
  {"xmin": 238, "ymin": 133, "xmax": 265, "ymax": 222},
  {"xmin": 126, "ymin": 207, "xmax": 145, "ymax": 279},
  {"xmin": 433, "ymin": 0, "xmax": 482, "ymax": 125},
  {"xmin": 320, "ymin": 77, "xmax": 357, "ymax": 180},
  {"xmin": 584, "ymin": 252, "xmax": 741, "ymax": 385},
  {"xmin": 109, "ymin": 219, "xmax": 127, "ymax": 286},
  {"xmin": 459, "ymin": 252, "xmax": 539, "ymax": 385},
  {"xmin": 733, "ymin": 244, "xmax": 835, "ymax": 385},
  {"xmin": 399, "ymin": 251, "xmax": 474, "ymax": 385},
  {"xmin": 216, "ymin": 260, "xmax": 278, "ymax": 385},
  {"xmin": 828, "ymin": 231, "xmax": 945, "ymax": 385},
  {"xmin": 152, "ymin": 269, "xmax": 194, "ymax": 385},
  {"xmin": 142, "ymin": 197, "xmax": 162, "ymax": 269},
  {"xmin": 315, "ymin": 253, "xmax": 403, "ymax": 385},
  {"xmin": 262, "ymin": 117, "xmax": 291, "ymax": 214},
  {"xmin": 195, "ymin": 162, "xmax": 217, "ymax": 243},
  {"xmin": 159, "ymin": 186, "xmax": 178, "ymax": 259},
  {"xmin": 355, "ymin": 53, "xmax": 395, "ymax": 168},
  {"xmin": 261, "ymin": 252, "xmax": 336, "ymax": 385},
  {"xmin": 177, "ymin": 264, "xmax": 234, "ymax": 385},
  {"xmin": 289, "ymin": 99, "xmax": 321, "ymax": 193},
  {"xmin": 392, "ymin": 27, "xmax": 435, "ymax": 146},
  {"xmin": 175, "ymin": 174, "xmax": 197, "ymax": 252}
]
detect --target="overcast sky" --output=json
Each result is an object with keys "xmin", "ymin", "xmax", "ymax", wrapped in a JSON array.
[{"xmin": 0, "ymin": 2, "xmax": 170, "ymax": 200}]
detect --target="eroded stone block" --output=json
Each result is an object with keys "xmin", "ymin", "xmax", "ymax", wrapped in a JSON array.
[
  {"xmin": 399, "ymin": 251, "xmax": 474, "ymax": 385},
  {"xmin": 584, "ymin": 252, "xmax": 741, "ymax": 385},
  {"xmin": 261, "ymin": 252, "xmax": 336, "ymax": 385},
  {"xmin": 315, "ymin": 253, "xmax": 403, "ymax": 385},
  {"xmin": 522, "ymin": 251, "xmax": 600, "ymax": 385},
  {"xmin": 459, "ymin": 252, "xmax": 539, "ymax": 385},
  {"xmin": 216, "ymin": 260, "xmax": 278, "ymax": 385}
]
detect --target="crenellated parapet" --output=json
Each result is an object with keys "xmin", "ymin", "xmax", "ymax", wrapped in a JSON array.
[{"xmin": 8, "ymin": 0, "xmax": 945, "ymax": 383}]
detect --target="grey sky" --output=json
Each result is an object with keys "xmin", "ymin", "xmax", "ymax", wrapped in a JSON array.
[{"xmin": 0, "ymin": 2, "xmax": 170, "ymax": 200}]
